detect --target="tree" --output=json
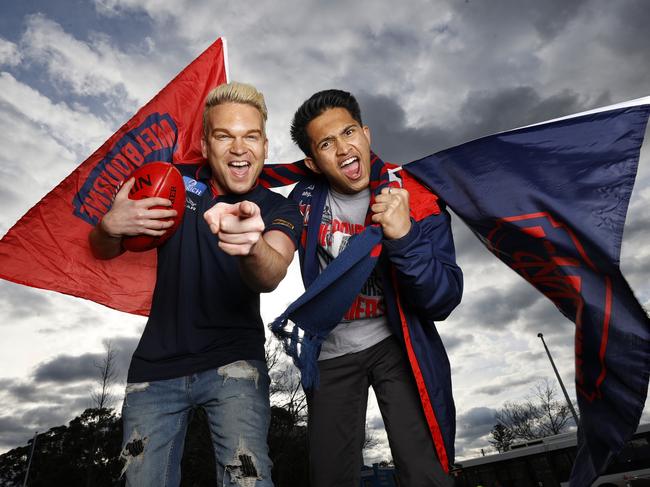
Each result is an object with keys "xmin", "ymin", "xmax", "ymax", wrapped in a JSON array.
[
  {"xmin": 532, "ymin": 379, "xmax": 573, "ymax": 437},
  {"xmin": 266, "ymin": 339, "xmax": 308, "ymax": 425},
  {"xmin": 90, "ymin": 341, "xmax": 119, "ymax": 411},
  {"xmin": 0, "ymin": 408, "xmax": 123, "ymax": 487},
  {"xmin": 494, "ymin": 378, "xmax": 574, "ymax": 443},
  {"xmin": 177, "ymin": 403, "xmax": 310, "ymax": 487},
  {"xmin": 0, "ymin": 341, "xmax": 312, "ymax": 487},
  {"xmin": 363, "ymin": 424, "xmax": 381, "ymax": 452},
  {"xmin": 267, "ymin": 406, "xmax": 309, "ymax": 487},
  {"xmin": 265, "ymin": 339, "xmax": 310, "ymax": 487},
  {"xmin": 489, "ymin": 423, "xmax": 516, "ymax": 452},
  {"xmin": 173, "ymin": 339, "xmax": 312, "ymax": 486},
  {"xmin": 87, "ymin": 342, "xmax": 120, "ymax": 487},
  {"xmin": 494, "ymin": 400, "xmax": 538, "ymax": 440},
  {"xmin": 180, "ymin": 408, "xmax": 216, "ymax": 487}
]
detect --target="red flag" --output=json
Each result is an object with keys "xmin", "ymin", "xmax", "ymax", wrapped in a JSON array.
[{"xmin": 0, "ymin": 38, "xmax": 228, "ymax": 316}]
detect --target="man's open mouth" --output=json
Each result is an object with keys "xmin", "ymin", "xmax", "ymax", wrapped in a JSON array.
[
  {"xmin": 228, "ymin": 161, "xmax": 251, "ymax": 178},
  {"xmin": 340, "ymin": 156, "xmax": 361, "ymax": 179}
]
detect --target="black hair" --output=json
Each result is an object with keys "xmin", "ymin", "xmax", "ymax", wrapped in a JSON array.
[{"xmin": 290, "ymin": 89, "xmax": 363, "ymax": 157}]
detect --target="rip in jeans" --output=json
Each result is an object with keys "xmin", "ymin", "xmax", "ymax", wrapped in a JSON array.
[
  {"xmin": 224, "ymin": 437, "xmax": 262, "ymax": 486},
  {"xmin": 123, "ymin": 382, "xmax": 150, "ymax": 407},
  {"xmin": 119, "ymin": 428, "xmax": 149, "ymax": 477},
  {"xmin": 217, "ymin": 361, "xmax": 259, "ymax": 389}
]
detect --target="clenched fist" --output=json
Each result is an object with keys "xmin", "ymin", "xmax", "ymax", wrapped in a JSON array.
[{"xmin": 370, "ymin": 186, "xmax": 411, "ymax": 240}]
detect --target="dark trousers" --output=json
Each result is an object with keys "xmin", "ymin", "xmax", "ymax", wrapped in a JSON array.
[{"xmin": 306, "ymin": 336, "xmax": 454, "ymax": 487}]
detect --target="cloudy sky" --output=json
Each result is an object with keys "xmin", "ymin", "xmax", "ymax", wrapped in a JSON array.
[{"xmin": 1, "ymin": 0, "xmax": 649, "ymax": 464}]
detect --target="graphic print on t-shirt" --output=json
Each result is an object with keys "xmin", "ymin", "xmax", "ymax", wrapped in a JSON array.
[{"xmin": 317, "ymin": 196, "xmax": 385, "ymax": 322}]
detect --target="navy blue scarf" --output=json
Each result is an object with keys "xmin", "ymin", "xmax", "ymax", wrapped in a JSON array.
[{"xmin": 265, "ymin": 154, "xmax": 398, "ymax": 389}]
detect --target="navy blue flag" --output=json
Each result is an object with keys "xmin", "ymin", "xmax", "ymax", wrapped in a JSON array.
[{"xmin": 404, "ymin": 102, "xmax": 650, "ymax": 485}]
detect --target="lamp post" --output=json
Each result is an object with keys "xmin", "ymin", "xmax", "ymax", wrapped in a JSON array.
[
  {"xmin": 22, "ymin": 431, "xmax": 38, "ymax": 487},
  {"xmin": 537, "ymin": 333, "xmax": 580, "ymax": 426}
]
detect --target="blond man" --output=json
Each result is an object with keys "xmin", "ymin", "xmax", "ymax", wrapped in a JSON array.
[{"xmin": 90, "ymin": 82, "xmax": 302, "ymax": 486}]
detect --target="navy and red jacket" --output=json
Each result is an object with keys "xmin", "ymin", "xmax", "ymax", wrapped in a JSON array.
[{"xmin": 289, "ymin": 165, "xmax": 463, "ymax": 470}]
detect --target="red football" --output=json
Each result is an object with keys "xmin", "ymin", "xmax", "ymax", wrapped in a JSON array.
[{"xmin": 122, "ymin": 162, "xmax": 186, "ymax": 252}]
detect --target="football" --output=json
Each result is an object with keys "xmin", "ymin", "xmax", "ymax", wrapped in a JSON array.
[{"xmin": 122, "ymin": 162, "xmax": 186, "ymax": 252}]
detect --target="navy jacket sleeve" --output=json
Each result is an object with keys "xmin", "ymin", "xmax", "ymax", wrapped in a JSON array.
[{"xmin": 382, "ymin": 207, "xmax": 463, "ymax": 321}]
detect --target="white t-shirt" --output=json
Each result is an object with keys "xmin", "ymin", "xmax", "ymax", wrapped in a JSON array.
[{"xmin": 317, "ymin": 188, "xmax": 392, "ymax": 360}]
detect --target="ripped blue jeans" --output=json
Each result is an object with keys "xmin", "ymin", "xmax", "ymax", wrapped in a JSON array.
[{"xmin": 120, "ymin": 360, "xmax": 273, "ymax": 486}]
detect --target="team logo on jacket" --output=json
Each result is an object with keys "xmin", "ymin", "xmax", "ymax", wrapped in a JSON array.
[
  {"xmin": 183, "ymin": 177, "xmax": 206, "ymax": 211},
  {"xmin": 183, "ymin": 176, "xmax": 207, "ymax": 196}
]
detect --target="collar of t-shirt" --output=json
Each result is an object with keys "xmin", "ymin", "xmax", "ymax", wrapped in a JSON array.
[{"xmin": 327, "ymin": 187, "xmax": 371, "ymax": 223}]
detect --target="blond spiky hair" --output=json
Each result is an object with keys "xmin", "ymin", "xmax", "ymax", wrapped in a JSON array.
[{"xmin": 202, "ymin": 81, "xmax": 268, "ymax": 138}]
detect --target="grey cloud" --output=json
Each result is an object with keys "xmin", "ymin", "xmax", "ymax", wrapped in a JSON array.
[
  {"xmin": 21, "ymin": 405, "xmax": 70, "ymax": 427},
  {"xmin": 32, "ymin": 352, "xmax": 102, "ymax": 383},
  {"xmin": 104, "ymin": 335, "xmax": 140, "ymax": 382},
  {"xmin": 66, "ymin": 395, "xmax": 98, "ymax": 412},
  {"xmin": 457, "ymin": 284, "xmax": 541, "ymax": 330},
  {"xmin": 0, "ymin": 379, "xmax": 112, "ymax": 451},
  {"xmin": 0, "ymin": 416, "xmax": 34, "ymax": 451},
  {"xmin": 0, "ymin": 416, "xmax": 30, "ymax": 435},
  {"xmin": 450, "ymin": 219, "xmax": 495, "ymax": 268},
  {"xmin": 367, "ymin": 414, "xmax": 386, "ymax": 430},
  {"xmin": 31, "ymin": 335, "xmax": 140, "ymax": 385},
  {"xmin": 441, "ymin": 333, "xmax": 474, "ymax": 352},
  {"xmin": 526, "ymin": 1, "xmax": 590, "ymax": 40},
  {"xmin": 0, "ymin": 378, "xmax": 64, "ymax": 404},
  {"xmin": 7, "ymin": 382, "xmax": 44, "ymax": 402},
  {"xmin": 39, "ymin": 309, "xmax": 107, "ymax": 333},
  {"xmin": 58, "ymin": 383, "xmax": 96, "ymax": 398},
  {"xmin": 475, "ymin": 374, "xmax": 541, "ymax": 396},
  {"xmin": 451, "ymin": 0, "xmax": 590, "ymax": 41},
  {"xmin": 38, "ymin": 325, "xmax": 80, "ymax": 334},
  {"xmin": 362, "ymin": 25, "xmax": 422, "ymax": 52},
  {"xmin": 642, "ymin": 410, "xmax": 650, "ymax": 424},
  {"xmin": 459, "ymin": 87, "xmax": 585, "ymax": 139},
  {"xmin": 0, "ymin": 183, "xmax": 24, "ymax": 235},
  {"xmin": 0, "ymin": 404, "xmax": 79, "ymax": 452},
  {"xmin": 622, "ymin": 260, "xmax": 650, "ymax": 298},
  {"xmin": 106, "ymin": 335, "xmax": 140, "ymax": 353},
  {"xmin": 456, "ymin": 406, "xmax": 497, "ymax": 441},
  {"xmin": 0, "ymin": 281, "xmax": 53, "ymax": 324},
  {"xmin": 597, "ymin": 0, "xmax": 650, "ymax": 66},
  {"xmin": 357, "ymin": 86, "xmax": 590, "ymax": 169},
  {"xmin": 520, "ymin": 298, "xmax": 576, "ymax": 341},
  {"xmin": 621, "ymin": 227, "xmax": 650, "ymax": 291},
  {"xmin": 623, "ymin": 216, "xmax": 650, "ymax": 246},
  {"xmin": 357, "ymin": 91, "xmax": 452, "ymax": 163},
  {"xmin": 526, "ymin": 350, "xmax": 547, "ymax": 363}
]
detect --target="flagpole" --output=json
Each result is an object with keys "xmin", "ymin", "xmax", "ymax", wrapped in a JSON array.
[
  {"xmin": 22, "ymin": 431, "xmax": 38, "ymax": 487},
  {"xmin": 537, "ymin": 333, "xmax": 580, "ymax": 426}
]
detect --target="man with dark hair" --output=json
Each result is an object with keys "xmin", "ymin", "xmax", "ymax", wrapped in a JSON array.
[
  {"xmin": 288, "ymin": 89, "xmax": 462, "ymax": 487},
  {"xmin": 90, "ymin": 82, "xmax": 302, "ymax": 486}
]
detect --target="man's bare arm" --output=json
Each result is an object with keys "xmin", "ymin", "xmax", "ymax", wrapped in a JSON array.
[
  {"xmin": 239, "ymin": 230, "xmax": 295, "ymax": 292},
  {"xmin": 204, "ymin": 200, "xmax": 295, "ymax": 292},
  {"xmin": 89, "ymin": 178, "xmax": 177, "ymax": 260}
]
